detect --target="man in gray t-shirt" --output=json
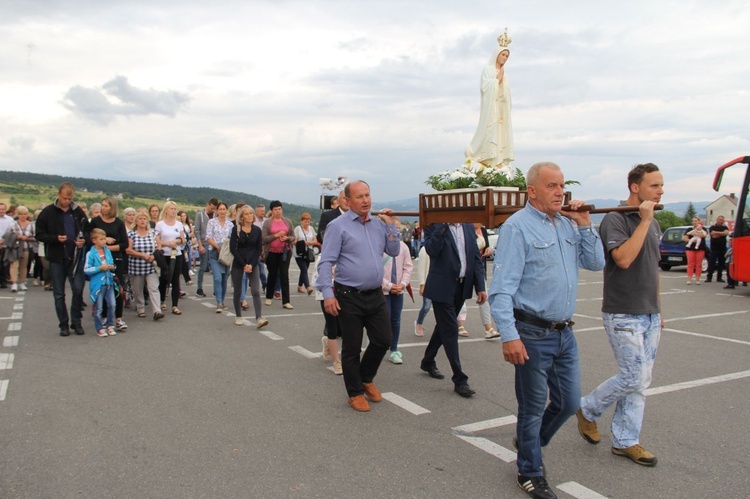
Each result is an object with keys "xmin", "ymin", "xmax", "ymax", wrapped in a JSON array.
[{"xmin": 577, "ymin": 163, "xmax": 664, "ymax": 468}]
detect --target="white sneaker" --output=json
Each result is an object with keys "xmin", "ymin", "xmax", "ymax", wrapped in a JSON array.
[
  {"xmin": 256, "ymin": 317, "xmax": 269, "ymax": 329},
  {"xmin": 414, "ymin": 320, "xmax": 424, "ymax": 337},
  {"xmin": 322, "ymin": 336, "xmax": 332, "ymax": 360},
  {"xmin": 106, "ymin": 326, "xmax": 117, "ymax": 336},
  {"xmin": 189, "ymin": 269, "xmax": 195, "ymax": 276},
  {"xmin": 265, "ymin": 299, "xmax": 272, "ymax": 306},
  {"xmin": 332, "ymin": 360, "xmax": 343, "ymax": 375},
  {"xmin": 235, "ymin": 317, "xmax": 243, "ymax": 326},
  {"xmin": 10, "ymin": 284, "xmax": 17, "ymax": 292},
  {"xmin": 389, "ymin": 351, "xmax": 403, "ymax": 364},
  {"xmin": 19, "ymin": 283, "xmax": 27, "ymax": 291}
]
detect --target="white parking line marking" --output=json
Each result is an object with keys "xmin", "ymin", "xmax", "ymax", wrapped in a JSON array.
[
  {"xmin": 574, "ymin": 326, "xmax": 605, "ymax": 332},
  {"xmin": 11, "ymin": 312, "xmax": 22, "ymax": 319},
  {"xmin": 258, "ymin": 330, "xmax": 283, "ymax": 341},
  {"xmin": 202, "ymin": 302, "xmax": 215, "ymax": 308},
  {"xmin": 455, "ymin": 435, "xmax": 517, "ymax": 463},
  {"xmin": 453, "ymin": 415, "xmax": 517, "ymax": 433},
  {"xmin": 664, "ymin": 310, "xmax": 748, "ymax": 322},
  {"xmin": 398, "ymin": 338, "xmax": 488, "ymax": 348},
  {"xmin": 13, "ymin": 304, "xmax": 23, "ymax": 310},
  {"xmin": 381, "ymin": 392, "xmax": 430, "ymax": 415},
  {"xmin": 0, "ymin": 353, "xmax": 15, "ymax": 369},
  {"xmin": 664, "ymin": 328, "xmax": 750, "ymax": 347},
  {"xmin": 646, "ymin": 370, "xmax": 750, "ymax": 396},
  {"xmin": 15, "ymin": 297, "xmax": 24, "ymax": 301},
  {"xmin": 289, "ymin": 345, "xmax": 319, "ymax": 358},
  {"xmin": 0, "ymin": 380, "xmax": 8, "ymax": 401},
  {"xmin": 557, "ymin": 481, "xmax": 608, "ymax": 499},
  {"xmin": 8, "ymin": 323, "xmax": 21, "ymax": 331},
  {"xmin": 3, "ymin": 336, "xmax": 19, "ymax": 347}
]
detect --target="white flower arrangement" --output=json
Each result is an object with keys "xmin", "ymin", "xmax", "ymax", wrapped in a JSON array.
[{"xmin": 425, "ymin": 159, "xmax": 526, "ymax": 191}]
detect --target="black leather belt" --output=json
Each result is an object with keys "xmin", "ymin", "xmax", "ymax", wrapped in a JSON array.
[
  {"xmin": 513, "ymin": 308, "xmax": 574, "ymax": 331},
  {"xmin": 334, "ymin": 282, "xmax": 380, "ymax": 295}
]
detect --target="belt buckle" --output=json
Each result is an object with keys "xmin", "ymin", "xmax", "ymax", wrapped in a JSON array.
[{"xmin": 552, "ymin": 320, "xmax": 574, "ymax": 331}]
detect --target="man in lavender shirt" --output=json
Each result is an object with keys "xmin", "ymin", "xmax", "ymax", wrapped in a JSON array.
[{"xmin": 315, "ymin": 181, "xmax": 400, "ymax": 412}]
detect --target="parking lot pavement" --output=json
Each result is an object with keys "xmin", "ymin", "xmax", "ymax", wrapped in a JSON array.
[{"xmin": 1, "ymin": 267, "xmax": 748, "ymax": 498}]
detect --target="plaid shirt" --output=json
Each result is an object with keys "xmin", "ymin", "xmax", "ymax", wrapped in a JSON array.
[{"xmin": 128, "ymin": 229, "xmax": 158, "ymax": 275}]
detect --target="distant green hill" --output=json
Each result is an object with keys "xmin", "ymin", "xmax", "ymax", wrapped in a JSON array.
[{"xmin": 0, "ymin": 170, "xmax": 321, "ymax": 222}]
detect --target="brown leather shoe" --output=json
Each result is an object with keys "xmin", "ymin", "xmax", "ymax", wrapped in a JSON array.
[
  {"xmin": 576, "ymin": 409, "xmax": 601, "ymax": 444},
  {"xmin": 363, "ymin": 382, "xmax": 382, "ymax": 402},
  {"xmin": 348, "ymin": 395, "xmax": 371, "ymax": 412}
]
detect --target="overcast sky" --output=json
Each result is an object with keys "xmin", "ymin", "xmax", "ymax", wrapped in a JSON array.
[{"xmin": 2, "ymin": 0, "xmax": 749, "ymax": 207}]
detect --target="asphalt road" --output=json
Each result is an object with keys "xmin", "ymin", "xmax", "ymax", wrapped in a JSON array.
[{"xmin": 1, "ymin": 263, "xmax": 749, "ymax": 498}]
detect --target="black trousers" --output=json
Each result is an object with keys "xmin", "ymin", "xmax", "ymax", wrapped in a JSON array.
[
  {"xmin": 421, "ymin": 283, "xmax": 468, "ymax": 385},
  {"xmin": 159, "ymin": 254, "xmax": 183, "ymax": 307},
  {"xmin": 265, "ymin": 251, "xmax": 291, "ymax": 304},
  {"xmin": 706, "ymin": 248, "xmax": 726, "ymax": 279},
  {"xmin": 335, "ymin": 287, "xmax": 391, "ymax": 397}
]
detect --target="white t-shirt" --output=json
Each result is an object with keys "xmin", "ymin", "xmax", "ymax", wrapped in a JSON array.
[{"xmin": 155, "ymin": 220, "xmax": 185, "ymax": 256}]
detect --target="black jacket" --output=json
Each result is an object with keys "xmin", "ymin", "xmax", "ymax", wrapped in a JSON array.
[
  {"xmin": 230, "ymin": 225, "xmax": 262, "ymax": 269},
  {"xmin": 35, "ymin": 200, "xmax": 89, "ymax": 263}
]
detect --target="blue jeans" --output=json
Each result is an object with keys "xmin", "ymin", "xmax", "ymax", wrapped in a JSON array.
[
  {"xmin": 208, "ymin": 249, "xmax": 229, "ymax": 305},
  {"xmin": 93, "ymin": 285, "xmax": 116, "ymax": 331},
  {"xmin": 49, "ymin": 257, "xmax": 85, "ymax": 330},
  {"xmin": 196, "ymin": 241, "xmax": 209, "ymax": 290},
  {"xmin": 580, "ymin": 313, "xmax": 661, "ymax": 448},
  {"xmin": 385, "ymin": 293, "xmax": 404, "ymax": 351},
  {"xmin": 416, "ymin": 296, "xmax": 432, "ymax": 325},
  {"xmin": 515, "ymin": 320, "xmax": 581, "ymax": 476},
  {"xmin": 257, "ymin": 261, "xmax": 267, "ymax": 289}
]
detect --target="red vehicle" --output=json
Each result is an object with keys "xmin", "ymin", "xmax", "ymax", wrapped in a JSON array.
[{"xmin": 713, "ymin": 156, "xmax": 750, "ymax": 282}]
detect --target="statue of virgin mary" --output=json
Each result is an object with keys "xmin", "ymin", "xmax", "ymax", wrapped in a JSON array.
[{"xmin": 465, "ymin": 29, "xmax": 514, "ymax": 172}]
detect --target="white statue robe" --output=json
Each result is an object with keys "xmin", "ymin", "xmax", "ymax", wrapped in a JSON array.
[{"xmin": 465, "ymin": 49, "xmax": 514, "ymax": 168}]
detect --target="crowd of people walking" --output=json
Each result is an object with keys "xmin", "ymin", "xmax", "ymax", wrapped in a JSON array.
[{"xmin": 3, "ymin": 167, "xmax": 747, "ymax": 499}]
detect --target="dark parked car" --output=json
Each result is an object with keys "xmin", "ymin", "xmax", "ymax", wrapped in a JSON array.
[{"xmin": 659, "ymin": 225, "xmax": 708, "ymax": 272}]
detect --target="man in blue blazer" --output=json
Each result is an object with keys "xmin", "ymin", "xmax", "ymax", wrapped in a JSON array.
[{"xmin": 420, "ymin": 222, "xmax": 487, "ymax": 397}]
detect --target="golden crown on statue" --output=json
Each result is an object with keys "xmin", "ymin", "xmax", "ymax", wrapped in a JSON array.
[{"xmin": 497, "ymin": 27, "xmax": 512, "ymax": 49}]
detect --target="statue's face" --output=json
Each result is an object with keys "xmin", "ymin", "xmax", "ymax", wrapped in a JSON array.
[{"xmin": 496, "ymin": 50, "xmax": 509, "ymax": 67}]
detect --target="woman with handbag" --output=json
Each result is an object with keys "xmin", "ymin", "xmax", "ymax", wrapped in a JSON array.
[
  {"xmin": 155, "ymin": 201, "xmax": 187, "ymax": 315},
  {"xmin": 229, "ymin": 205, "xmax": 268, "ymax": 328},
  {"xmin": 206, "ymin": 202, "xmax": 234, "ymax": 313},
  {"xmin": 126, "ymin": 209, "xmax": 164, "ymax": 320},
  {"xmin": 8, "ymin": 206, "xmax": 35, "ymax": 292},
  {"xmin": 293, "ymin": 213, "xmax": 318, "ymax": 295},
  {"xmin": 88, "ymin": 196, "xmax": 130, "ymax": 330},
  {"xmin": 261, "ymin": 200, "xmax": 296, "ymax": 310}
]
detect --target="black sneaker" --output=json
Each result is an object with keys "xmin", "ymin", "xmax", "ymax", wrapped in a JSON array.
[
  {"xmin": 196, "ymin": 289, "xmax": 205, "ymax": 297},
  {"xmin": 73, "ymin": 324, "xmax": 85, "ymax": 335},
  {"xmin": 59, "ymin": 327, "xmax": 70, "ymax": 337},
  {"xmin": 517, "ymin": 474, "xmax": 556, "ymax": 499}
]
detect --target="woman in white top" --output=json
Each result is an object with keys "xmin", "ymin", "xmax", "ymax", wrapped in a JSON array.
[
  {"xmin": 155, "ymin": 201, "xmax": 186, "ymax": 315},
  {"xmin": 293, "ymin": 213, "xmax": 318, "ymax": 295},
  {"xmin": 206, "ymin": 201, "xmax": 234, "ymax": 312}
]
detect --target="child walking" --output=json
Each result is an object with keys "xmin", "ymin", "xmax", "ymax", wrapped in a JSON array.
[{"xmin": 85, "ymin": 228, "xmax": 118, "ymax": 337}]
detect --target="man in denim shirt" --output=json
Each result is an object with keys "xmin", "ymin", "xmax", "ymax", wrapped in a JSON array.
[
  {"xmin": 489, "ymin": 162, "xmax": 605, "ymax": 499},
  {"xmin": 576, "ymin": 163, "xmax": 663, "ymax": 467}
]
